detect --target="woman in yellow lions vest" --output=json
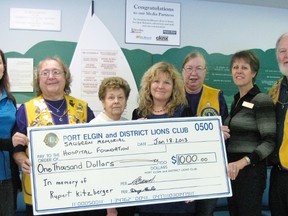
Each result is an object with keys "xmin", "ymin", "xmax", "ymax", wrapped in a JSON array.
[
  {"xmin": 12, "ymin": 57, "xmax": 95, "ymax": 216},
  {"xmin": 181, "ymin": 52, "xmax": 229, "ymax": 216}
]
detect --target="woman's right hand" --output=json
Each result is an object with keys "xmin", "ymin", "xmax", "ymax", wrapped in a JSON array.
[
  {"xmin": 12, "ymin": 132, "xmax": 29, "ymax": 147},
  {"xmin": 21, "ymin": 158, "xmax": 32, "ymax": 175}
]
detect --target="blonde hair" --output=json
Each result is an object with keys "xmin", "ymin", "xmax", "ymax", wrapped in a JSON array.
[{"xmin": 137, "ymin": 62, "xmax": 187, "ymax": 117}]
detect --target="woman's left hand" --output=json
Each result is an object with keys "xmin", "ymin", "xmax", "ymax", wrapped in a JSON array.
[
  {"xmin": 227, "ymin": 157, "xmax": 250, "ymax": 180},
  {"xmin": 227, "ymin": 162, "xmax": 239, "ymax": 180},
  {"xmin": 221, "ymin": 125, "xmax": 230, "ymax": 140}
]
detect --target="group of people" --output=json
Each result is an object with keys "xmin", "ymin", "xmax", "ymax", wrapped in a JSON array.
[{"xmin": 1, "ymin": 32, "xmax": 288, "ymax": 216}]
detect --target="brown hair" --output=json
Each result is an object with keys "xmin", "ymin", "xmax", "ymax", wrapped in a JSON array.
[
  {"xmin": 34, "ymin": 57, "xmax": 72, "ymax": 96},
  {"xmin": 98, "ymin": 76, "xmax": 131, "ymax": 101},
  {"xmin": 230, "ymin": 50, "xmax": 260, "ymax": 84},
  {"xmin": 0, "ymin": 49, "xmax": 15, "ymax": 102}
]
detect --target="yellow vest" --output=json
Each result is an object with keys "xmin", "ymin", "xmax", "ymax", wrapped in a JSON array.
[
  {"xmin": 23, "ymin": 95, "xmax": 88, "ymax": 204},
  {"xmin": 197, "ymin": 85, "xmax": 221, "ymax": 117},
  {"xmin": 268, "ymin": 78, "xmax": 288, "ymax": 169}
]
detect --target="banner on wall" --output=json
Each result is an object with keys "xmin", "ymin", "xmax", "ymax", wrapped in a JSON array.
[
  {"xmin": 125, "ymin": 0, "xmax": 181, "ymax": 46},
  {"xmin": 8, "ymin": 58, "xmax": 34, "ymax": 92},
  {"xmin": 69, "ymin": 5, "xmax": 139, "ymax": 119},
  {"xmin": 10, "ymin": 8, "xmax": 61, "ymax": 31}
]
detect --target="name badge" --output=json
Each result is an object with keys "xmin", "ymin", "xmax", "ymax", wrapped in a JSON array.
[{"xmin": 242, "ymin": 101, "xmax": 254, "ymax": 109}]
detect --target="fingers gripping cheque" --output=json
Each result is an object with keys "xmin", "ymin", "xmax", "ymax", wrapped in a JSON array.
[{"xmin": 28, "ymin": 116, "xmax": 231, "ymax": 215}]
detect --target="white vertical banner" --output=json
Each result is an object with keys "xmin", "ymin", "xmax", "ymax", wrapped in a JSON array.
[{"xmin": 70, "ymin": 6, "xmax": 138, "ymax": 119}]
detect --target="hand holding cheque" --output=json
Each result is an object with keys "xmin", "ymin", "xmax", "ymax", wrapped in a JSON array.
[{"xmin": 26, "ymin": 116, "xmax": 231, "ymax": 215}]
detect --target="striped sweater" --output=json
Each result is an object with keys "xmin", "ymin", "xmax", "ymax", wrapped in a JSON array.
[{"xmin": 224, "ymin": 85, "xmax": 276, "ymax": 164}]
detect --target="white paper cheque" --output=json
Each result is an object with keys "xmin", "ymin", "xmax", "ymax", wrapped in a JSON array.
[{"xmin": 28, "ymin": 116, "xmax": 232, "ymax": 215}]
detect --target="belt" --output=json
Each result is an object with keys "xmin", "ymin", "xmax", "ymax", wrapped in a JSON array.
[{"xmin": 0, "ymin": 179, "xmax": 11, "ymax": 184}]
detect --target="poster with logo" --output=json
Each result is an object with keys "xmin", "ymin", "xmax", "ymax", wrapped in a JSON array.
[{"xmin": 125, "ymin": 0, "xmax": 180, "ymax": 46}]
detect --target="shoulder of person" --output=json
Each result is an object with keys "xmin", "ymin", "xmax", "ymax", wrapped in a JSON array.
[
  {"xmin": 9, "ymin": 94, "xmax": 17, "ymax": 107},
  {"xmin": 252, "ymin": 92, "xmax": 274, "ymax": 107},
  {"xmin": 268, "ymin": 77, "xmax": 283, "ymax": 94},
  {"xmin": 174, "ymin": 105, "xmax": 191, "ymax": 117},
  {"xmin": 132, "ymin": 108, "xmax": 142, "ymax": 119},
  {"xmin": 65, "ymin": 95, "xmax": 87, "ymax": 104},
  {"xmin": 203, "ymin": 84, "xmax": 221, "ymax": 93}
]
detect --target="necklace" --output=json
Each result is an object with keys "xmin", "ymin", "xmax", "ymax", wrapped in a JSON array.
[
  {"xmin": 45, "ymin": 99, "xmax": 66, "ymax": 113},
  {"xmin": 49, "ymin": 109, "xmax": 68, "ymax": 122},
  {"xmin": 277, "ymin": 100, "xmax": 288, "ymax": 109},
  {"xmin": 153, "ymin": 108, "xmax": 166, "ymax": 113}
]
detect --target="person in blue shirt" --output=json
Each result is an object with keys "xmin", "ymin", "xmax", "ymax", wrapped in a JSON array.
[{"xmin": 0, "ymin": 49, "xmax": 21, "ymax": 216}]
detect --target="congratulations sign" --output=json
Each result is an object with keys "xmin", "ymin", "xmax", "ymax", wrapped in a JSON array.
[
  {"xmin": 28, "ymin": 116, "xmax": 231, "ymax": 215},
  {"xmin": 125, "ymin": 0, "xmax": 180, "ymax": 45}
]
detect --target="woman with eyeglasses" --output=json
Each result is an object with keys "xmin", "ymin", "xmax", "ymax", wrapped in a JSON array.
[
  {"xmin": 182, "ymin": 52, "xmax": 228, "ymax": 124},
  {"xmin": 181, "ymin": 52, "xmax": 229, "ymax": 216},
  {"xmin": 12, "ymin": 57, "xmax": 95, "ymax": 216}
]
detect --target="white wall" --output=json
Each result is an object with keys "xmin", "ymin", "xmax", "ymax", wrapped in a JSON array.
[{"xmin": 0, "ymin": 0, "xmax": 287, "ymax": 55}]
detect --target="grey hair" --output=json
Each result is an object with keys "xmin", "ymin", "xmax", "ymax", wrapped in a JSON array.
[{"xmin": 276, "ymin": 32, "xmax": 288, "ymax": 58}]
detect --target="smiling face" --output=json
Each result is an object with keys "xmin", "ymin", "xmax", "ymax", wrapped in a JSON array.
[
  {"xmin": 277, "ymin": 36, "xmax": 288, "ymax": 76},
  {"xmin": 102, "ymin": 88, "xmax": 127, "ymax": 120},
  {"xmin": 150, "ymin": 71, "xmax": 173, "ymax": 104},
  {"xmin": 182, "ymin": 56, "xmax": 206, "ymax": 94},
  {"xmin": 38, "ymin": 59, "xmax": 66, "ymax": 100},
  {"xmin": 231, "ymin": 58, "xmax": 256, "ymax": 92}
]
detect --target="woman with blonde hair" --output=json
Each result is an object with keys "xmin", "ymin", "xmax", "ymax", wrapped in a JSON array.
[
  {"xmin": 132, "ymin": 61, "xmax": 194, "ymax": 216},
  {"xmin": 133, "ymin": 61, "xmax": 191, "ymax": 119}
]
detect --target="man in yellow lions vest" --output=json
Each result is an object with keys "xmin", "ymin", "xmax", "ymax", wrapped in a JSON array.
[{"xmin": 268, "ymin": 32, "xmax": 288, "ymax": 216}]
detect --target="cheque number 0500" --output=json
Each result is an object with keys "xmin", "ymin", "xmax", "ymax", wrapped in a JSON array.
[{"xmin": 194, "ymin": 122, "xmax": 213, "ymax": 131}]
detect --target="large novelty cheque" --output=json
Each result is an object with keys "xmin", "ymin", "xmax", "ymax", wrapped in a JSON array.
[{"xmin": 28, "ymin": 116, "xmax": 232, "ymax": 215}]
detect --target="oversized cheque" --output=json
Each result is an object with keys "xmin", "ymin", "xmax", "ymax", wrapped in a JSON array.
[{"xmin": 28, "ymin": 116, "xmax": 232, "ymax": 215}]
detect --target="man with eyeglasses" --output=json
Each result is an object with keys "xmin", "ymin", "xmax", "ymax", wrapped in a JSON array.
[
  {"xmin": 268, "ymin": 32, "xmax": 288, "ymax": 216},
  {"xmin": 181, "ymin": 52, "xmax": 228, "ymax": 216}
]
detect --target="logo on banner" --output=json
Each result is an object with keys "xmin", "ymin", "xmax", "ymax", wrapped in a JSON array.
[
  {"xmin": 156, "ymin": 35, "xmax": 169, "ymax": 41},
  {"xmin": 43, "ymin": 133, "xmax": 59, "ymax": 148}
]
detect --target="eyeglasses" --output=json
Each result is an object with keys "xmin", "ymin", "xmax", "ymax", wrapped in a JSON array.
[
  {"xmin": 183, "ymin": 66, "xmax": 206, "ymax": 74},
  {"xmin": 40, "ymin": 70, "xmax": 64, "ymax": 77}
]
